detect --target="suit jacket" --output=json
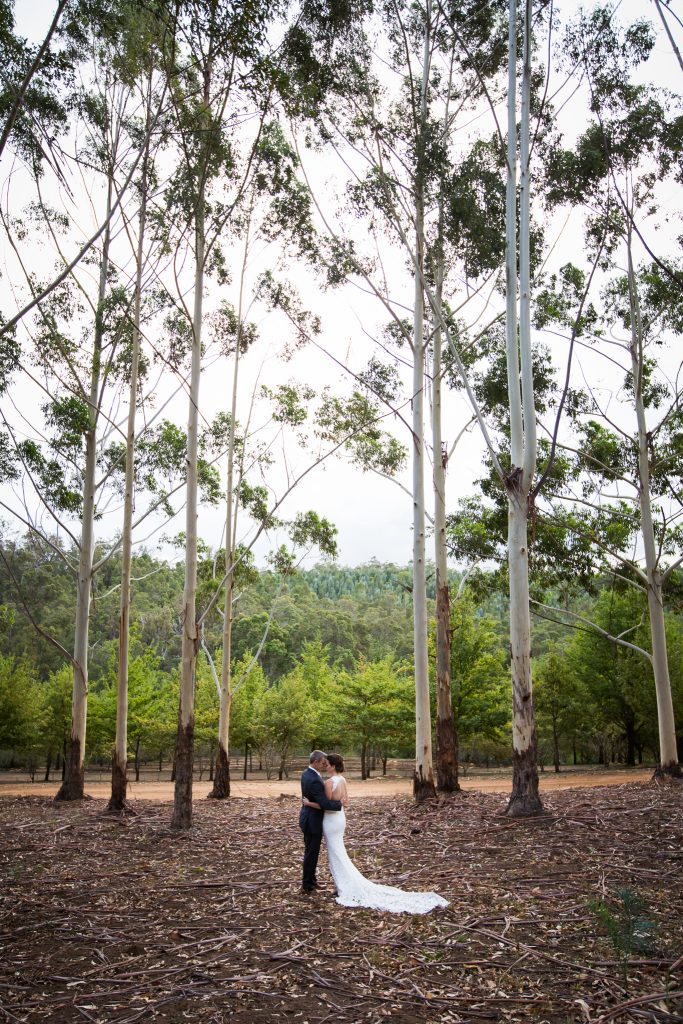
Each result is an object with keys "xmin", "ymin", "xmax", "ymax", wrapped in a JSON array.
[{"xmin": 299, "ymin": 766, "xmax": 342, "ymax": 834}]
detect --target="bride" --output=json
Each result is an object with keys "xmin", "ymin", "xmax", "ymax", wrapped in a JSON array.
[{"xmin": 303, "ymin": 752, "xmax": 448, "ymax": 914}]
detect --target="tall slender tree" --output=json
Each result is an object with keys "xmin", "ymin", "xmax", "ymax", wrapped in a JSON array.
[{"xmin": 501, "ymin": 0, "xmax": 542, "ymax": 815}]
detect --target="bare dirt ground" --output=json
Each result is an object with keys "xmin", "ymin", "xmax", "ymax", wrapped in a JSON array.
[
  {"xmin": 1, "ymin": 778, "xmax": 681, "ymax": 1024},
  {"xmin": 0, "ymin": 767, "xmax": 653, "ymax": 801}
]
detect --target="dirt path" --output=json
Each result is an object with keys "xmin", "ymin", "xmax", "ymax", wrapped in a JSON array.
[{"xmin": 0, "ymin": 767, "xmax": 652, "ymax": 801}]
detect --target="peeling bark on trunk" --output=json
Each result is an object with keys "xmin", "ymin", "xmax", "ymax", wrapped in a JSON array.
[
  {"xmin": 432, "ymin": 259, "xmax": 459, "ymax": 794},
  {"xmin": 56, "ymin": 738, "xmax": 85, "ymax": 801},
  {"xmin": 505, "ymin": 487, "xmax": 543, "ymax": 818},
  {"xmin": 507, "ymin": 744, "xmax": 541, "ymax": 816},
  {"xmin": 209, "ymin": 741, "xmax": 230, "ymax": 799},
  {"xmin": 172, "ymin": 718, "xmax": 194, "ymax": 830},
  {"xmin": 435, "ymin": 581, "xmax": 459, "ymax": 792},
  {"xmin": 502, "ymin": 0, "xmax": 542, "ymax": 818},
  {"xmin": 409, "ymin": 0, "xmax": 436, "ymax": 804},
  {"xmin": 106, "ymin": 750, "xmax": 132, "ymax": 815},
  {"xmin": 413, "ymin": 765, "xmax": 437, "ymax": 802}
]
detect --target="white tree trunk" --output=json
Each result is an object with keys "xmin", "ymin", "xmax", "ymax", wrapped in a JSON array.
[
  {"xmin": 627, "ymin": 243, "xmax": 680, "ymax": 775},
  {"xmin": 504, "ymin": 0, "xmax": 542, "ymax": 816},
  {"xmin": 412, "ymin": 0, "xmax": 435, "ymax": 801},
  {"xmin": 55, "ymin": 174, "xmax": 113, "ymax": 802},
  {"xmin": 108, "ymin": 131, "xmax": 149, "ymax": 813},
  {"xmin": 209, "ymin": 259, "xmax": 245, "ymax": 800},
  {"xmin": 171, "ymin": 203, "xmax": 204, "ymax": 830},
  {"xmin": 412, "ymin": 264, "xmax": 435, "ymax": 800},
  {"xmin": 432, "ymin": 263, "xmax": 459, "ymax": 792}
]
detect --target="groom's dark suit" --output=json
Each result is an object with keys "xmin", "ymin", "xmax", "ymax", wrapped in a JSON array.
[{"xmin": 299, "ymin": 765, "xmax": 342, "ymax": 891}]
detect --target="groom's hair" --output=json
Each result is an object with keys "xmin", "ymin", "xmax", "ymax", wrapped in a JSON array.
[{"xmin": 309, "ymin": 750, "xmax": 327, "ymax": 764}]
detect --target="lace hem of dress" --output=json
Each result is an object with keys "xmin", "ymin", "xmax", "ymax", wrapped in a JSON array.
[{"xmin": 335, "ymin": 889, "xmax": 448, "ymax": 914}]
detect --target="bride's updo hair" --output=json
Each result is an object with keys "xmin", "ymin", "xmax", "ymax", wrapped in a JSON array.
[{"xmin": 327, "ymin": 752, "xmax": 344, "ymax": 773}]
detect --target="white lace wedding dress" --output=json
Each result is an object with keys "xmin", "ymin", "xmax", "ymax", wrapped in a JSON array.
[{"xmin": 322, "ymin": 775, "xmax": 449, "ymax": 914}]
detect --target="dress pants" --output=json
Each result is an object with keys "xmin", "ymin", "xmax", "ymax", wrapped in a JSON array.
[{"xmin": 301, "ymin": 817, "xmax": 323, "ymax": 890}]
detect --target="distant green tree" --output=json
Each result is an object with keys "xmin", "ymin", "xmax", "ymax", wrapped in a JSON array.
[
  {"xmin": 447, "ymin": 593, "xmax": 510, "ymax": 763},
  {"xmin": 253, "ymin": 673, "xmax": 314, "ymax": 781},
  {"xmin": 336, "ymin": 658, "xmax": 413, "ymax": 780},
  {"xmin": 40, "ymin": 665, "xmax": 72, "ymax": 778},
  {"xmin": 230, "ymin": 654, "xmax": 267, "ymax": 776},
  {"xmin": 534, "ymin": 650, "xmax": 585, "ymax": 772},
  {"xmin": 0, "ymin": 656, "xmax": 45, "ymax": 768},
  {"xmin": 569, "ymin": 588, "xmax": 656, "ymax": 766},
  {"xmin": 89, "ymin": 645, "xmax": 169, "ymax": 780}
]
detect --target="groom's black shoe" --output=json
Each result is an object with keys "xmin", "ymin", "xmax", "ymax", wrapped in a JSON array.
[{"xmin": 299, "ymin": 886, "xmax": 316, "ymax": 895}]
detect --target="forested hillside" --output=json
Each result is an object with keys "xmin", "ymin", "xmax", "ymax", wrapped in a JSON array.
[{"xmin": 1, "ymin": 536, "xmax": 681, "ymax": 779}]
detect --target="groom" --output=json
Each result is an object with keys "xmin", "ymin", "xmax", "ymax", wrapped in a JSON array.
[{"xmin": 299, "ymin": 750, "xmax": 345, "ymax": 894}]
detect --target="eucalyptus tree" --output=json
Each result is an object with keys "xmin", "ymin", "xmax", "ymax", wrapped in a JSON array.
[
  {"xmin": 161, "ymin": 0, "xmax": 268, "ymax": 828},
  {"xmin": 40, "ymin": 8, "xmax": 156, "ymax": 801},
  {"xmin": 496, "ymin": 0, "xmax": 544, "ymax": 815},
  {"xmin": 289, "ymin": 0, "xmax": 512, "ymax": 800},
  {"xmin": 204, "ymin": 372, "xmax": 342, "ymax": 800},
  {"xmin": 0, "ymin": 1, "xmax": 187, "ymax": 802},
  {"xmin": 161, "ymin": 0, "xmax": 371, "ymax": 821},
  {"xmin": 201, "ymin": 353, "xmax": 402, "ymax": 798},
  {"xmin": 0, "ymin": 0, "xmax": 70, "ymax": 167},
  {"xmin": 0, "ymin": 0, "xmax": 74, "ymax": 460},
  {"xmin": 534, "ymin": 5, "xmax": 683, "ymax": 777},
  {"xmin": 161, "ymin": 0, "xmax": 368, "ymax": 826},
  {"xmin": 0, "ymin": 1, "xmax": 167, "ymax": 344},
  {"xmin": 106, "ymin": 1, "xmax": 175, "ymax": 813}
]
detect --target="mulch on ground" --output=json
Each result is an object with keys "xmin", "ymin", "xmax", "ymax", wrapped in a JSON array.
[{"xmin": 1, "ymin": 781, "xmax": 681, "ymax": 1023}]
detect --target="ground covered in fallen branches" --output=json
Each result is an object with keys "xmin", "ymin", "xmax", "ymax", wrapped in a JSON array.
[{"xmin": 1, "ymin": 783, "xmax": 682, "ymax": 1024}]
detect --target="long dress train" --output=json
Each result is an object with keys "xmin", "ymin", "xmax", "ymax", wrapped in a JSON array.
[{"xmin": 322, "ymin": 775, "xmax": 448, "ymax": 914}]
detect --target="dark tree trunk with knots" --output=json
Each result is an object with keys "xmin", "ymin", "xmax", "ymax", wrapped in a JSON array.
[
  {"xmin": 106, "ymin": 750, "xmax": 132, "ymax": 814},
  {"xmin": 208, "ymin": 743, "xmax": 230, "ymax": 799},
  {"xmin": 171, "ymin": 720, "xmax": 194, "ymax": 830},
  {"xmin": 55, "ymin": 738, "xmax": 85, "ymax": 801},
  {"xmin": 435, "ymin": 583, "xmax": 459, "ymax": 793},
  {"xmin": 506, "ymin": 743, "xmax": 543, "ymax": 817},
  {"xmin": 413, "ymin": 764, "xmax": 436, "ymax": 803}
]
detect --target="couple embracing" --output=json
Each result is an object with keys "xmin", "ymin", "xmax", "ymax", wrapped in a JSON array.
[{"xmin": 299, "ymin": 750, "xmax": 448, "ymax": 914}]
